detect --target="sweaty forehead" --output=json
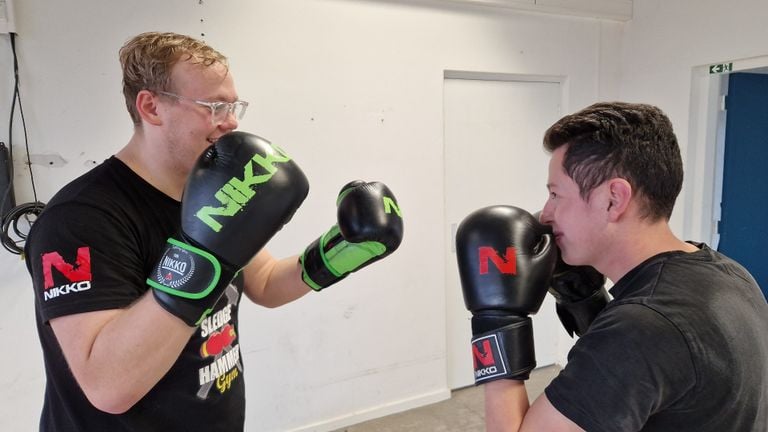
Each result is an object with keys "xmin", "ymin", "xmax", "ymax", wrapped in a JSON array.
[{"xmin": 170, "ymin": 59, "xmax": 231, "ymax": 92}]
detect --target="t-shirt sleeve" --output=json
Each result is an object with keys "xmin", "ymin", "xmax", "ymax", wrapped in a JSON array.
[
  {"xmin": 26, "ymin": 202, "xmax": 150, "ymax": 322},
  {"xmin": 545, "ymin": 303, "xmax": 696, "ymax": 432}
]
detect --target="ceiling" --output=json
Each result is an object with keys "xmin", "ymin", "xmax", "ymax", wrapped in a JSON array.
[{"xmin": 424, "ymin": 0, "xmax": 633, "ymax": 21}]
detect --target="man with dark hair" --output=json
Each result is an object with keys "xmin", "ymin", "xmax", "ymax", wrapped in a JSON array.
[{"xmin": 458, "ymin": 102, "xmax": 768, "ymax": 431}]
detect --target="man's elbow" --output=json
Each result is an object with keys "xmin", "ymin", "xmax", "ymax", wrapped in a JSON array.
[
  {"xmin": 245, "ymin": 292, "xmax": 286, "ymax": 309},
  {"xmin": 81, "ymin": 382, "xmax": 142, "ymax": 415}
]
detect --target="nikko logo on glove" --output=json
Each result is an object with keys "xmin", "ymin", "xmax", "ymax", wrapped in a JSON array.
[
  {"xmin": 147, "ymin": 238, "xmax": 222, "ymax": 299},
  {"xmin": 472, "ymin": 334, "xmax": 508, "ymax": 382},
  {"xmin": 469, "ymin": 318, "xmax": 536, "ymax": 383},
  {"xmin": 180, "ymin": 132, "xmax": 310, "ymax": 269},
  {"xmin": 478, "ymin": 246, "xmax": 517, "ymax": 275},
  {"xmin": 195, "ymin": 144, "xmax": 292, "ymax": 233}
]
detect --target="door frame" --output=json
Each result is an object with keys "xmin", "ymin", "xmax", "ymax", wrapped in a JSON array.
[
  {"xmin": 442, "ymin": 70, "xmax": 571, "ymax": 388},
  {"xmin": 685, "ymin": 55, "xmax": 768, "ymax": 246}
]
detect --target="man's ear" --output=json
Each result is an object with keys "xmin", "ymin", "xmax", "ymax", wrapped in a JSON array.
[
  {"xmin": 135, "ymin": 90, "xmax": 163, "ymax": 126},
  {"xmin": 606, "ymin": 178, "xmax": 632, "ymax": 221}
]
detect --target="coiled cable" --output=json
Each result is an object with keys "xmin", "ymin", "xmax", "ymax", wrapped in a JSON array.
[{"xmin": 1, "ymin": 201, "xmax": 45, "ymax": 256}]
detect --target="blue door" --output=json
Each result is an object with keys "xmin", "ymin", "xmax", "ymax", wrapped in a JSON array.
[{"xmin": 719, "ymin": 72, "xmax": 768, "ymax": 298}]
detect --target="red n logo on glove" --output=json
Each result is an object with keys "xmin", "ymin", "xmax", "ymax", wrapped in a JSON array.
[
  {"xmin": 472, "ymin": 339, "xmax": 497, "ymax": 368},
  {"xmin": 478, "ymin": 246, "xmax": 516, "ymax": 275}
]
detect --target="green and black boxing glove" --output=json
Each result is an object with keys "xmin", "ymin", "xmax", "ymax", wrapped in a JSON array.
[
  {"xmin": 147, "ymin": 132, "xmax": 309, "ymax": 326},
  {"xmin": 300, "ymin": 181, "xmax": 404, "ymax": 291}
]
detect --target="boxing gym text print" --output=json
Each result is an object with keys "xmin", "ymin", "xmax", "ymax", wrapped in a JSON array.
[{"xmin": 196, "ymin": 286, "xmax": 242, "ymax": 399}]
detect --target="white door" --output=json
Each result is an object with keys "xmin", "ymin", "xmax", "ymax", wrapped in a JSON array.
[{"xmin": 444, "ymin": 74, "xmax": 562, "ymax": 389}]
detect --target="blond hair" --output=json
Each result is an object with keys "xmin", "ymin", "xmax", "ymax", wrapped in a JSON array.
[{"xmin": 119, "ymin": 32, "xmax": 228, "ymax": 125}]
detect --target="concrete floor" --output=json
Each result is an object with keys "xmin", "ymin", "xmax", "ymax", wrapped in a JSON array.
[{"xmin": 333, "ymin": 365, "xmax": 561, "ymax": 432}]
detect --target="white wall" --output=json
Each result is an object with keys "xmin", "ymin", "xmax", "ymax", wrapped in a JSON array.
[
  {"xmin": 0, "ymin": 1, "xmax": 618, "ymax": 431},
  {"xmin": 619, "ymin": 0, "xmax": 768, "ymax": 239}
]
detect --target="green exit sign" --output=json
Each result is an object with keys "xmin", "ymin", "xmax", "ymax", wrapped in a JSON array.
[{"xmin": 709, "ymin": 63, "xmax": 733, "ymax": 74}]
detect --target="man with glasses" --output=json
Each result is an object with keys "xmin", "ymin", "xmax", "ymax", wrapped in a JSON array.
[{"xmin": 24, "ymin": 32, "xmax": 403, "ymax": 431}]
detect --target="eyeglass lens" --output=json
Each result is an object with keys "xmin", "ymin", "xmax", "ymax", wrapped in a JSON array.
[{"xmin": 212, "ymin": 102, "xmax": 247, "ymax": 123}]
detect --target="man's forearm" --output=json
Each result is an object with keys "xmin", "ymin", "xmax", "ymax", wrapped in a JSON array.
[
  {"xmin": 243, "ymin": 252, "xmax": 310, "ymax": 308},
  {"xmin": 485, "ymin": 380, "xmax": 530, "ymax": 432},
  {"xmin": 52, "ymin": 292, "xmax": 196, "ymax": 413}
]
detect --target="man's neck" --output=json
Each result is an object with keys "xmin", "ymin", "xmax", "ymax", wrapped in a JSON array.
[
  {"xmin": 115, "ymin": 132, "xmax": 185, "ymax": 201},
  {"xmin": 599, "ymin": 220, "xmax": 698, "ymax": 284}
]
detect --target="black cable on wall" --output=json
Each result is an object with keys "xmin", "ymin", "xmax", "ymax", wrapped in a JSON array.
[{"xmin": 2, "ymin": 32, "xmax": 45, "ymax": 256}]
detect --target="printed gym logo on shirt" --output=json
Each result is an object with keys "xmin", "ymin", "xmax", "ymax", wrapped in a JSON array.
[
  {"xmin": 472, "ymin": 334, "xmax": 509, "ymax": 382},
  {"xmin": 196, "ymin": 303, "xmax": 242, "ymax": 399},
  {"xmin": 40, "ymin": 247, "xmax": 92, "ymax": 301}
]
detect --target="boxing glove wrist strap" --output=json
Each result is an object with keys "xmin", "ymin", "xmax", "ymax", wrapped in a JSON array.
[
  {"xmin": 300, "ymin": 234, "xmax": 345, "ymax": 291},
  {"xmin": 147, "ymin": 237, "xmax": 236, "ymax": 326},
  {"xmin": 555, "ymin": 287, "xmax": 610, "ymax": 337},
  {"xmin": 300, "ymin": 226, "xmax": 388, "ymax": 291},
  {"xmin": 471, "ymin": 317, "xmax": 535, "ymax": 385}
]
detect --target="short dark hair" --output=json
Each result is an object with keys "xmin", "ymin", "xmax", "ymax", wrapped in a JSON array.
[{"xmin": 543, "ymin": 102, "xmax": 683, "ymax": 221}]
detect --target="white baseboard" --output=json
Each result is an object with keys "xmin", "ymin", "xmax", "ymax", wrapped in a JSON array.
[{"xmin": 286, "ymin": 388, "xmax": 452, "ymax": 432}]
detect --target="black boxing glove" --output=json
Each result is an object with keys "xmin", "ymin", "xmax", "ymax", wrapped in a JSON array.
[
  {"xmin": 148, "ymin": 132, "xmax": 309, "ymax": 326},
  {"xmin": 549, "ymin": 251, "xmax": 610, "ymax": 337},
  {"xmin": 456, "ymin": 205, "xmax": 557, "ymax": 384},
  {"xmin": 300, "ymin": 181, "xmax": 403, "ymax": 291}
]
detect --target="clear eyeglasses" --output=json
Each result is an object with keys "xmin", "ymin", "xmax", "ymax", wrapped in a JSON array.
[{"xmin": 157, "ymin": 91, "xmax": 249, "ymax": 125}]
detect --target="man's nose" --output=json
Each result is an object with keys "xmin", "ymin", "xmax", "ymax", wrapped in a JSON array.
[
  {"xmin": 539, "ymin": 202, "xmax": 552, "ymax": 224},
  {"xmin": 217, "ymin": 111, "xmax": 239, "ymax": 131}
]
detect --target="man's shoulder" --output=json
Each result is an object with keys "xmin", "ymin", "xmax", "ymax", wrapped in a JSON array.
[
  {"xmin": 28, "ymin": 158, "xmax": 143, "ymax": 248},
  {"xmin": 45, "ymin": 157, "xmax": 125, "ymax": 207}
]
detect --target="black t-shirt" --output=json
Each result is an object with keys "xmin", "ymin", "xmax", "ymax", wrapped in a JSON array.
[
  {"xmin": 25, "ymin": 157, "xmax": 247, "ymax": 431},
  {"xmin": 546, "ymin": 244, "xmax": 768, "ymax": 432}
]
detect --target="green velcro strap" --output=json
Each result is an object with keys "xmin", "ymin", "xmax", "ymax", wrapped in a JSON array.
[
  {"xmin": 299, "ymin": 252, "xmax": 325, "ymax": 292},
  {"xmin": 319, "ymin": 226, "xmax": 343, "ymax": 277},
  {"xmin": 147, "ymin": 238, "xmax": 222, "ymax": 299},
  {"xmin": 325, "ymin": 240, "xmax": 387, "ymax": 275}
]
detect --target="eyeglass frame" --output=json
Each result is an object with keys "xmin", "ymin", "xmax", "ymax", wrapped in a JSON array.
[{"xmin": 156, "ymin": 90, "xmax": 249, "ymax": 125}]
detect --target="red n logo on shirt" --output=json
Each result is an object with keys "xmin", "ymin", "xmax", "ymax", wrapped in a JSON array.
[
  {"xmin": 478, "ymin": 246, "xmax": 516, "ymax": 275},
  {"xmin": 41, "ymin": 247, "xmax": 92, "ymax": 289}
]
